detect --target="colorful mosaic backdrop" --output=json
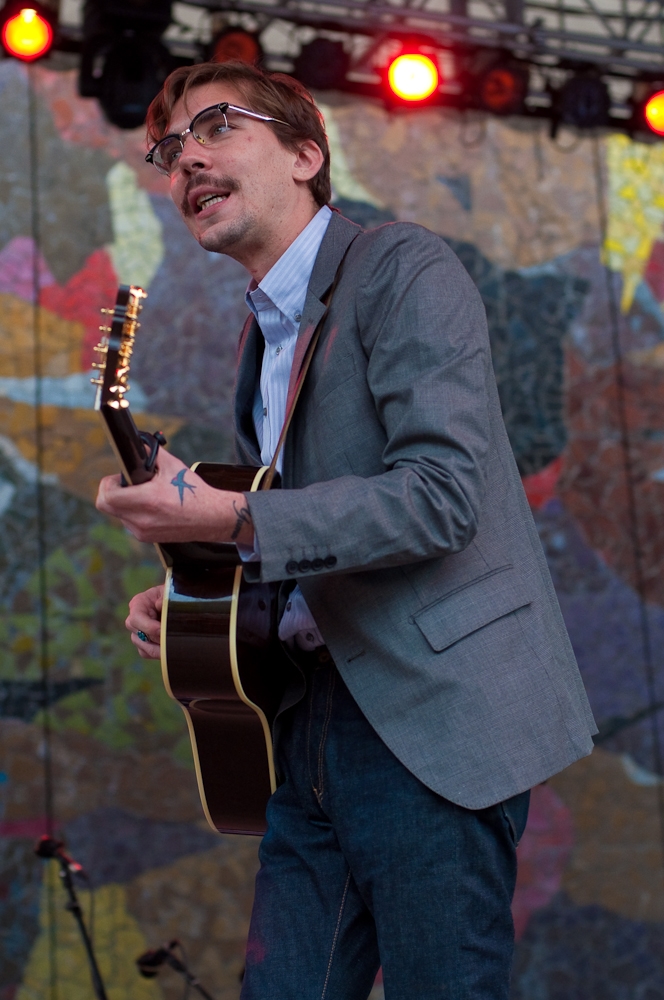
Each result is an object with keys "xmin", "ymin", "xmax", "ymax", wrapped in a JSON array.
[{"xmin": 1, "ymin": 58, "xmax": 663, "ymax": 1000}]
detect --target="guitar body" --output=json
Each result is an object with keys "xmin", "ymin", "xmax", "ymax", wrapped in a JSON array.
[
  {"xmin": 161, "ymin": 463, "xmax": 289, "ymax": 836},
  {"xmin": 93, "ymin": 285, "xmax": 289, "ymax": 837}
]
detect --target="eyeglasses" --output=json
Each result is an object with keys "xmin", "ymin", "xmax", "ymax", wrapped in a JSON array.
[{"xmin": 145, "ymin": 102, "xmax": 292, "ymax": 176}]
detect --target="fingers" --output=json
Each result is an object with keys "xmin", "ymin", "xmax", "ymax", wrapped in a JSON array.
[
  {"xmin": 126, "ymin": 586, "xmax": 164, "ymax": 651},
  {"xmin": 95, "ymin": 473, "xmax": 124, "ymax": 516},
  {"xmin": 130, "ymin": 631, "xmax": 161, "ymax": 660}
]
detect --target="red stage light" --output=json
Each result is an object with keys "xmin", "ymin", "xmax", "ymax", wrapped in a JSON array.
[
  {"xmin": 645, "ymin": 90, "xmax": 664, "ymax": 136},
  {"xmin": 387, "ymin": 54, "xmax": 439, "ymax": 102},
  {"xmin": 479, "ymin": 65, "xmax": 528, "ymax": 115},
  {"xmin": 2, "ymin": 7, "xmax": 53, "ymax": 61},
  {"xmin": 211, "ymin": 29, "xmax": 262, "ymax": 65}
]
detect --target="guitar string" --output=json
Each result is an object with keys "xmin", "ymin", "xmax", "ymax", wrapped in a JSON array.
[
  {"xmin": 592, "ymin": 134, "xmax": 664, "ymax": 872},
  {"xmin": 28, "ymin": 64, "xmax": 59, "ymax": 999}
]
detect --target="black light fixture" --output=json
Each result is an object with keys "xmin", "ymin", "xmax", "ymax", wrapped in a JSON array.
[
  {"xmin": 555, "ymin": 73, "xmax": 610, "ymax": 130},
  {"xmin": 79, "ymin": 0, "xmax": 174, "ymax": 129},
  {"xmin": 293, "ymin": 38, "xmax": 350, "ymax": 91}
]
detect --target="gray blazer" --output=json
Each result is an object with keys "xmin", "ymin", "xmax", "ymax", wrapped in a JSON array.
[{"xmin": 237, "ymin": 210, "xmax": 596, "ymax": 810}]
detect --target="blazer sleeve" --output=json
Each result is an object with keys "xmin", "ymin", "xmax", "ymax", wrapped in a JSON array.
[{"xmin": 243, "ymin": 225, "xmax": 493, "ymax": 583}]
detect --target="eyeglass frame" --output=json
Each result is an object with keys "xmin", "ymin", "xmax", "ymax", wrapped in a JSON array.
[{"xmin": 145, "ymin": 102, "xmax": 293, "ymax": 174}]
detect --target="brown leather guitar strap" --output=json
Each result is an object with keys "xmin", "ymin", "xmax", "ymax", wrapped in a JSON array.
[{"xmin": 260, "ymin": 237, "xmax": 356, "ymax": 491}]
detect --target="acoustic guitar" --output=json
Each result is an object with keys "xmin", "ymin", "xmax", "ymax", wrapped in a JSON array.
[{"xmin": 93, "ymin": 284, "xmax": 288, "ymax": 836}]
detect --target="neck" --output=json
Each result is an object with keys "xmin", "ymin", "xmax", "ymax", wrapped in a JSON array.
[{"xmin": 240, "ymin": 202, "xmax": 321, "ymax": 284}]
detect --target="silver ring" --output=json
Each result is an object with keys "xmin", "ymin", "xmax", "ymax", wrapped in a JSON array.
[{"xmin": 136, "ymin": 630, "xmax": 150, "ymax": 643}]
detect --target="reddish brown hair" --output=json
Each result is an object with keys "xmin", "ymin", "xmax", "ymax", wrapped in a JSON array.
[{"xmin": 145, "ymin": 61, "xmax": 331, "ymax": 206}]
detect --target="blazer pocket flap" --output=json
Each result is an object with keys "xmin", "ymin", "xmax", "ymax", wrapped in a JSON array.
[{"xmin": 413, "ymin": 567, "xmax": 532, "ymax": 653}]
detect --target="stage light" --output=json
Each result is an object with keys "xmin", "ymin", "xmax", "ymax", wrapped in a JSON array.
[
  {"xmin": 644, "ymin": 90, "xmax": 664, "ymax": 136},
  {"xmin": 79, "ymin": 0, "xmax": 173, "ymax": 129},
  {"xmin": 478, "ymin": 63, "xmax": 528, "ymax": 115},
  {"xmin": 211, "ymin": 28, "xmax": 262, "ymax": 65},
  {"xmin": 557, "ymin": 75, "xmax": 610, "ymax": 129},
  {"xmin": 1, "ymin": 6, "xmax": 53, "ymax": 61},
  {"xmin": 387, "ymin": 53, "xmax": 439, "ymax": 103},
  {"xmin": 294, "ymin": 39, "xmax": 350, "ymax": 91}
]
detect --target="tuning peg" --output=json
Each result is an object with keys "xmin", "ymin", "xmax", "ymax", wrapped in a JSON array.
[
  {"xmin": 98, "ymin": 325, "xmax": 111, "ymax": 333},
  {"xmin": 90, "ymin": 377, "xmax": 103, "ymax": 385},
  {"xmin": 100, "ymin": 307, "xmax": 113, "ymax": 315},
  {"xmin": 93, "ymin": 343, "xmax": 108, "ymax": 353},
  {"xmin": 91, "ymin": 362, "xmax": 104, "ymax": 369}
]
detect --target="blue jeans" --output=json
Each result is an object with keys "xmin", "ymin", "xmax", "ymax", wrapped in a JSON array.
[{"xmin": 241, "ymin": 657, "xmax": 530, "ymax": 1000}]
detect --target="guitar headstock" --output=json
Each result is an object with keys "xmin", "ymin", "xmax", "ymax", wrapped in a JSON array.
[{"xmin": 92, "ymin": 284, "xmax": 147, "ymax": 410}]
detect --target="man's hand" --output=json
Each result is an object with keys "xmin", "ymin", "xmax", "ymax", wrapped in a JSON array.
[
  {"xmin": 126, "ymin": 585, "xmax": 164, "ymax": 660},
  {"xmin": 95, "ymin": 447, "xmax": 254, "ymax": 546}
]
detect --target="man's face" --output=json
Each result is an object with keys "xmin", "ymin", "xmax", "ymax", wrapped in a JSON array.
[{"xmin": 166, "ymin": 82, "xmax": 306, "ymax": 261}]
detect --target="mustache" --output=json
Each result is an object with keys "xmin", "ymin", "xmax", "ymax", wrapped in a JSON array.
[{"xmin": 181, "ymin": 174, "xmax": 241, "ymax": 216}]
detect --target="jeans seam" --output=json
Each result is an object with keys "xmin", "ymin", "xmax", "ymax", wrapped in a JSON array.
[
  {"xmin": 317, "ymin": 668, "xmax": 336, "ymax": 804},
  {"xmin": 306, "ymin": 670, "xmax": 317, "ymax": 795},
  {"xmin": 321, "ymin": 868, "xmax": 352, "ymax": 1000}
]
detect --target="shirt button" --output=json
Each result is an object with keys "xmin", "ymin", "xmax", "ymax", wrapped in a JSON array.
[
  {"xmin": 294, "ymin": 312, "xmax": 302, "ymax": 322},
  {"xmin": 286, "ymin": 601, "xmax": 292, "ymax": 611},
  {"xmin": 263, "ymin": 407, "xmax": 267, "ymax": 416},
  {"xmin": 305, "ymin": 632, "xmax": 314, "ymax": 642},
  {"xmin": 275, "ymin": 346, "xmax": 282, "ymax": 355}
]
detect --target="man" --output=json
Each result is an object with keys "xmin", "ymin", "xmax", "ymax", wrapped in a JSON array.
[{"xmin": 96, "ymin": 61, "xmax": 596, "ymax": 1000}]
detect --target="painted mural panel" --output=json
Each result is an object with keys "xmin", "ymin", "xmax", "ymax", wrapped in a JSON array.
[{"xmin": 0, "ymin": 60, "xmax": 663, "ymax": 999}]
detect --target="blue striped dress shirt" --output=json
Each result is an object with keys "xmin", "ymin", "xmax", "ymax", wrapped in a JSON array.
[{"xmin": 244, "ymin": 204, "xmax": 332, "ymax": 648}]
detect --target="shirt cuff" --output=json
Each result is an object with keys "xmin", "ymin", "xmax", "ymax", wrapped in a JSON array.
[{"xmin": 236, "ymin": 535, "xmax": 261, "ymax": 563}]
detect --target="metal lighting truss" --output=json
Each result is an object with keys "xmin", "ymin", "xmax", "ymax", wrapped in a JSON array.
[
  {"xmin": 178, "ymin": 0, "xmax": 664, "ymax": 108},
  {"xmin": 186, "ymin": 0, "xmax": 664, "ymax": 72}
]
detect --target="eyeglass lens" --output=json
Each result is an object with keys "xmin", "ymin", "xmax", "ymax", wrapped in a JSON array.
[
  {"xmin": 152, "ymin": 136, "xmax": 184, "ymax": 174},
  {"xmin": 152, "ymin": 109, "xmax": 230, "ymax": 174},
  {"xmin": 191, "ymin": 108, "xmax": 231, "ymax": 145}
]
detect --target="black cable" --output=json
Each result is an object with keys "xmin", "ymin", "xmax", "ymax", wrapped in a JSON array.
[
  {"xmin": 79, "ymin": 869, "xmax": 96, "ymax": 949},
  {"xmin": 28, "ymin": 64, "xmax": 58, "ymax": 999},
  {"xmin": 592, "ymin": 134, "xmax": 664, "ymax": 871},
  {"xmin": 176, "ymin": 941, "xmax": 191, "ymax": 1000}
]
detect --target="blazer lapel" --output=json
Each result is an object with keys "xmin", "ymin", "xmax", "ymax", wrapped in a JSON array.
[
  {"xmin": 234, "ymin": 313, "xmax": 263, "ymax": 465},
  {"xmin": 285, "ymin": 211, "xmax": 361, "ymax": 412}
]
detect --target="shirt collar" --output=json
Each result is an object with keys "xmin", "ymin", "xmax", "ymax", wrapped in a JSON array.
[{"xmin": 245, "ymin": 204, "xmax": 332, "ymax": 325}]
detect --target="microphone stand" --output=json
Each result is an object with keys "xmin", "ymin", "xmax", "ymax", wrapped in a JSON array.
[
  {"xmin": 137, "ymin": 941, "xmax": 218, "ymax": 999},
  {"xmin": 35, "ymin": 836, "xmax": 108, "ymax": 1000}
]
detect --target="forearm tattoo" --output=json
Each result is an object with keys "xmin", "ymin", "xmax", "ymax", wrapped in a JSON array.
[
  {"xmin": 170, "ymin": 469, "xmax": 197, "ymax": 505},
  {"xmin": 231, "ymin": 499, "xmax": 252, "ymax": 540}
]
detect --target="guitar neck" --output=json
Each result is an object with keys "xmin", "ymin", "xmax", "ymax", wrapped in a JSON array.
[{"xmin": 99, "ymin": 402, "xmax": 154, "ymax": 485}]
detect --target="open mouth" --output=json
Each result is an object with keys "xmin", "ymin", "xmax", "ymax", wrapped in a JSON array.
[{"xmin": 195, "ymin": 192, "xmax": 229, "ymax": 213}]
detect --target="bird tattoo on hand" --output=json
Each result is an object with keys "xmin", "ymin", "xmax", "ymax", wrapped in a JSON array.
[{"xmin": 170, "ymin": 469, "xmax": 197, "ymax": 505}]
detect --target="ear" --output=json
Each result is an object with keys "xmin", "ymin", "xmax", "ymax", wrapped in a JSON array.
[{"xmin": 291, "ymin": 139, "xmax": 324, "ymax": 183}]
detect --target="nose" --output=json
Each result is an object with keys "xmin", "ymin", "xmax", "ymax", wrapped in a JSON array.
[{"xmin": 176, "ymin": 133, "xmax": 214, "ymax": 175}]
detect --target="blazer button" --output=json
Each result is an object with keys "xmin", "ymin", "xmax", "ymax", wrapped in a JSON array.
[
  {"xmin": 285, "ymin": 560, "xmax": 299, "ymax": 574},
  {"xmin": 312, "ymin": 558, "xmax": 324, "ymax": 570},
  {"xmin": 298, "ymin": 559, "xmax": 312, "ymax": 572},
  {"xmin": 324, "ymin": 555, "xmax": 337, "ymax": 568}
]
